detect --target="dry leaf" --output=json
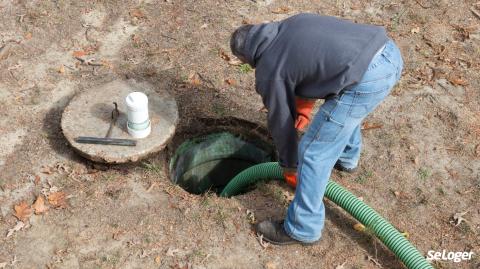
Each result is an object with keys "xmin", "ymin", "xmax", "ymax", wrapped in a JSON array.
[
  {"xmin": 100, "ymin": 59, "xmax": 113, "ymax": 69},
  {"xmin": 166, "ymin": 247, "xmax": 180, "ymax": 257},
  {"xmin": 41, "ymin": 165, "xmax": 53, "ymax": 174},
  {"xmin": 362, "ymin": 122, "xmax": 383, "ymax": 130},
  {"xmin": 24, "ymin": 32, "xmax": 32, "ymax": 40},
  {"xmin": 225, "ymin": 79, "xmax": 236, "ymax": 85},
  {"xmin": 188, "ymin": 73, "xmax": 201, "ymax": 86},
  {"xmin": 130, "ymin": 9, "xmax": 145, "ymax": 19},
  {"xmin": 34, "ymin": 175, "xmax": 41, "ymax": 185},
  {"xmin": 448, "ymin": 75, "xmax": 468, "ymax": 86},
  {"xmin": 6, "ymin": 221, "xmax": 25, "ymax": 238},
  {"xmin": 154, "ymin": 256, "xmax": 161, "ymax": 264},
  {"xmin": 246, "ymin": 209, "xmax": 256, "ymax": 224},
  {"xmin": 219, "ymin": 50, "xmax": 231, "ymax": 61},
  {"xmin": 13, "ymin": 201, "xmax": 32, "ymax": 221},
  {"xmin": 58, "ymin": 65, "xmax": 65, "ymax": 74},
  {"xmin": 0, "ymin": 44, "xmax": 12, "ymax": 61},
  {"xmin": 264, "ymin": 261, "xmax": 277, "ymax": 269},
  {"xmin": 272, "ymin": 6, "xmax": 290, "ymax": 14},
  {"xmin": 48, "ymin": 191, "xmax": 68, "ymax": 208},
  {"xmin": 73, "ymin": 50, "xmax": 86, "ymax": 58},
  {"xmin": 33, "ymin": 196, "xmax": 49, "ymax": 214},
  {"xmin": 228, "ymin": 58, "xmax": 243, "ymax": 66},
  {"xmin": 451, "ymin": 211, "xmax": 468, "ymax": 226},
  {"xmin": 411, "ymin": 27, "xmax": 420, "ymax": 34},
  {"xmin": 82, "ymin": 45, "xmax": 98, "ymax": 54},
  {"xmin": 353, "ymin": 223, "xmax": 366, "ymax": 232}
]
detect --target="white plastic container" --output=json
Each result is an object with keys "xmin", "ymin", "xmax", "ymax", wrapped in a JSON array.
[{"xmin": 125, "ymin": 92, "xmax": 151, "ymax": 139}]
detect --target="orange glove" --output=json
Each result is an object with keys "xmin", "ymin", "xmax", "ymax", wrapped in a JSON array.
[
  {"xmin": 295, "ymin": 98, "xmax": 316, "ymax": 131},
  {"xmin": 283, "ymin": 168, "xmax": 297, "ymax": 188}
]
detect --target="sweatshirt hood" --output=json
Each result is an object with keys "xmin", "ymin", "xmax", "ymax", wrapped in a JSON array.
[{"xmin": 243, "ymin": 22, "xmax": 280, "ymax": 67}]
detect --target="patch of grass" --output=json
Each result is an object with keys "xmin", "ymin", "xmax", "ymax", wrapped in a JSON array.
[
  {"xmin": 101, "ymin": 174, "xmax": 116, "ymax": 181},
  {"xmin": 414, "ymin": 187, "xmax": 423, "ymax": 196},
  {"xmin": 142, "ymin": 161, "xmax": 162, "ymax": 175},
  {"xmin": 180, "ymin": 73, "xmax": 188, "ymax": 82},
  {"xmin": 390, "ymin": 9, "xmax": 407, "ymax": 32},
  {"xmin": 414, "ymin": 187, "xmax": 428, "ymax": 205},
  {"xmin": 457, "ymin": 221, "xmax": 471, "ymax": 235},
  {"xmin": 214, "ymin": 208, "xmax": 229, "ymax": 226},
  {"xmin": 200, "ymin": 191, "xmax": 214, "ymax": 208},
  {"xmin": 354, "ymin": 170, "xmax": 373, "ymax": 184},
  {"xmin": 418, "ymin": 167, "xmax": 431, "ymax": 181},
  {"xmin": 193, "ymin": 249, "xmax": 205, "ymax": 257},
  {"xmin": 144, "ymin": 235, "xmax": 152, "ymax": 243},
  {"xmin": 431, "ymin": 260, "xmax": 447, "ymax": 269},
  {"xmin": 212, "ymin": 103, "xmax": 226, "ymax": 116},
  {"xmin": 436, "ymin": 187, "xmax": 446, "ymax": 196},
  {"xmin": 100, "ymin": 251, "xmax": 120, "ymax": 265},
  {"xmin": 238, "ymin": 63, "xmax": 253, "ymax": 73}
]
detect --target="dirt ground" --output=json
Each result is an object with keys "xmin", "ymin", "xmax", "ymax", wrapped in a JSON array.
[{"xmin": 0, "ymin": 0, "xmax": 479, "ymax": 268}]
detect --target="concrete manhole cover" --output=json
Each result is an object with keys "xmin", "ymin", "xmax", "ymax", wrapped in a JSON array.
[{"xmin": 61, "ymin": 79, "xmax": 178, "ymax": 163}]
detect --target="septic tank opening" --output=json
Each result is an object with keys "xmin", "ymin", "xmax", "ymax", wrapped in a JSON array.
[{"xmin": 169, "ymin": 131, "xmax": 275, "ymax": 195}]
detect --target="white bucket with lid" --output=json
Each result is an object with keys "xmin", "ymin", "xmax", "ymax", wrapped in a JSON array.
[{"xmin": 126, "ymin": 92, "xmax": 151, "ymax": 139}]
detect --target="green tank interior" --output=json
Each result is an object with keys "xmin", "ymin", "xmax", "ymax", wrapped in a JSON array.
[{"xmin": 169, "ymin": 132, "xmax": 275, "ymax": 194}]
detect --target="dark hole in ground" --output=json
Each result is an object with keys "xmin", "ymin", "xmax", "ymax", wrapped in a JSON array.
[{"xmin": 167, "ymin": 117, "xmax": 276, "ymax": 195}]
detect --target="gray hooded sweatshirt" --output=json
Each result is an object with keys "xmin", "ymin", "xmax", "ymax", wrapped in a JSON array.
[{"xmin": 241, "ymin": 13, "xmax": 388, "ymax": 168}]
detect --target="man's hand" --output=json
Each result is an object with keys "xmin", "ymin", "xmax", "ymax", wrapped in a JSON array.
[
  {"xmin": 283, "ymin": 168, "xmax": 297, "ymax": 187},
  {"xmin": 295, "ymin": 98, "xmax": 316, "ymax": 131}
]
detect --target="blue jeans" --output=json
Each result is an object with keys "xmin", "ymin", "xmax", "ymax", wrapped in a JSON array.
[{"xmin": 284, "ymin": 39, "xmax": 403, "ymax": 243}]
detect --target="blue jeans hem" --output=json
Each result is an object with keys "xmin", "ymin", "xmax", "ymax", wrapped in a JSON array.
[
  {"xmin": 336, "ymin": 160, "xmax": 358, "ymax": 170},
  {"xmin": 283, "ymin": 221, "xmax": 321, "ymax": 243}
]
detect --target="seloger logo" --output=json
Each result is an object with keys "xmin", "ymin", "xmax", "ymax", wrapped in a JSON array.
[{"xmin": 426, "ymin": 250, "xmax": 475, "ymax": 263}]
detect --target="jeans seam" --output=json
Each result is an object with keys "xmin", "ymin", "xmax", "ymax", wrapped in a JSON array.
[
  {"xmin": 289, "ymin": 123, "xmax": 318, "ymax": 236},
  {"xmin": 356, "ymin": 72, "xmax": 393, "ymax": 85},
  {"xmin": 347, "ymin": 93, "xmax": 356, "ymax": 117}
]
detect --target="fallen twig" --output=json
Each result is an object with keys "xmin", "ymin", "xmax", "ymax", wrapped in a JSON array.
[
  {"xmin": 414, "ymin": 0, "xmax": 432, "ymax": 9},
  {"xmin": 160, "ymin": 33, "xmax": 177, "ymax": 41},
  {"xmin": 146, "ymin": 182, "xmax": 158, "ymax": 192},
  {"xmin": 201, "ymin": 253, "xmax": 211, "ymax": 263},
  {"xmin": 471, "ymin": 6, "xmax": 480, "ymax": 20},
  {"xmin": 75, "ymin": 56, "xmax": 104, "ymax": 66},
  {"xmin": 197, "ymin": 72, "xmax": 215, "ymax": 88},
  {"xmin": 256, "ymin": 233, "xmax": 270, "ymax": 249},
  {"xmin": 17, "ymin": 14, "xmax": 26, "ymax": 23},
  {"xmin": 366, "ymin": 255, "xmax": 383, "ymax": 268},
  {"xmin": 6, "ymin": 221, "xmax": 25, "ymax": 238}
]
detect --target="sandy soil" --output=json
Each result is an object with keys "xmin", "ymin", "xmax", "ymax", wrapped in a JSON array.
[{"xmin": 0, "ymin": 0, "xmax": 479, "ymax": 268}]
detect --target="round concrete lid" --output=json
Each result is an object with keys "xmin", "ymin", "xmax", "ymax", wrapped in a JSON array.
[{"xmin": 61, "ymin": 79, "xmax": 178, "ymax": 163}]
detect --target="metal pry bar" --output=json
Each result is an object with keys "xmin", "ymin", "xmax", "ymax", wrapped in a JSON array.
[{"xmin": 75, "ymin": 136, "xmax": 137, "ymax": 146}]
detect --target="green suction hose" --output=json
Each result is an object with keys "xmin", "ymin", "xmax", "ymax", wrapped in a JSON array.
[{"xmin": 220, "ymin": 162, "xmax": 434, "ymax": 269}]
